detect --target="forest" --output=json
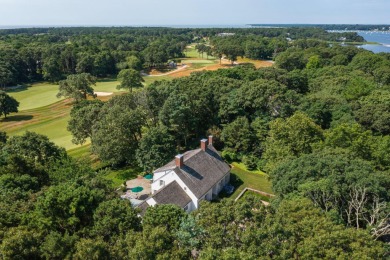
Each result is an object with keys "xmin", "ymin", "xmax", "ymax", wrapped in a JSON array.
[
  {"xmin": 250, "ymin": 24, "xmax": 390, "ymax": 31},
  {"xmin": 0, "ymin": 27, "xmax": 389, "ymax": 259}
]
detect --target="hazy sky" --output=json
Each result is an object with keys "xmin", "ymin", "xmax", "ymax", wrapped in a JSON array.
[{"xmin": 0, "ymin": 0, "xmax": 389, "ymax": 26}]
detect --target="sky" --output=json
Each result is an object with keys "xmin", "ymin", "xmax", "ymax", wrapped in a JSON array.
[{"xmin": 0, "ymin": 0, "xmax": 389, "ymax": 26}]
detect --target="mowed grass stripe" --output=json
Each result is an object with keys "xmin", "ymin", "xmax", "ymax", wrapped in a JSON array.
[
  {"xmin": 6, "ymin": 82, "xmax": 63, "ymax": 111},
  {"xmin": 0, "ymin": 99, "xmax": 86, "ymax": 150}
]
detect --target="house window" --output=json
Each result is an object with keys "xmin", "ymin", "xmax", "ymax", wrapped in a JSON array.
[
  {"xmin": 184, "ymin": 187, "xmax": 187, "ymax": 191},
  {"xmin": 159, "ymin": 180, "xmax": 164, "ymax": 186}
]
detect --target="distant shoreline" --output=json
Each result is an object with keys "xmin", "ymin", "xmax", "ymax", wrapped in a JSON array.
[{"xmin": 2, "ymin": 24, "xmax": 390, "ymax": 30}]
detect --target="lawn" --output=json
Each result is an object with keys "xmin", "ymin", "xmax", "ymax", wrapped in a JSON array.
[
  {"xmin": 0, "ymin": 99, "xmax": 85, "ymax": 150},
  {"xmin": 183, "ymin": 59, "xmax": 214, "ymax": 64},
  {"xmin": 6, "ymin": 82, "xmax": 63, "ymax": 111},
  {"xmin": 68, "ymin": 143, "xmax": 92, "ymax": 158},
  {"xmin": 102, "ymin": 166, "xmax": 143, "ymax": 188},
  {"xmin": 184, "ymin": 45, "xmax": 201, "ymax": 58},
  {"xmin": 94, "ymin": 78, "xmax": 121, "ymax": 93},
  {"xmin": 6, "ymin": 79, "xmax": 124, "ymax": 111},
  {"xmin": 229, "ymin": 162, "xmax": 273, "ymax": 199},
  {"xmin": 184, "ymin": 44, "xmax": 216, "ymax": 60}
]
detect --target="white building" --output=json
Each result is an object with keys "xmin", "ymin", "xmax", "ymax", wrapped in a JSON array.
[{"xmin": 138, "ymin": 136, "xmax": 231, "ymax": 213}]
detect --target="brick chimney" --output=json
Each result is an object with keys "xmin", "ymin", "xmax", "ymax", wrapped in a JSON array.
[
  {"xmin": 208, "ymin": 135, "xmax": 213, "ymax": 146},
  {"xmin": 175, "ymin": 154, "xmax": 184, "ymax": 168},
  {"xmin": 200, "ymin": 139, "xmax": 208, "ymax": 151}
]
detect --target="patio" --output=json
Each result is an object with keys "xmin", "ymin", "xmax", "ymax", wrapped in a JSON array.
[{"xmin": 124, "ymin": 176, "xmax": 151, "ymax": 200}]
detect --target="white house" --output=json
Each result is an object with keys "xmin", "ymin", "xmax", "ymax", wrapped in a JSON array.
[{"xmin": 138, "ymin": 136, "xmax": 231, "ymax": 213}]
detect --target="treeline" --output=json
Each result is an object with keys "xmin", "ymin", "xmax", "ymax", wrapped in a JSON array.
[
  {"xmin": 0, "ymin": 27, "xmax": 363, "ymax": 86},
  {"xmin": 0, "ymin": 28, "xmax": 190, "ymax": 85},
  {"xmin": 250, "ymin": 23, "xmax": 390, "ymax": 31}
]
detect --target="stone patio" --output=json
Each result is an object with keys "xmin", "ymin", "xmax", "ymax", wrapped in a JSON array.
[{"xmin": 124, "ymin": 176, "xmax": 151, "ymax": 200}]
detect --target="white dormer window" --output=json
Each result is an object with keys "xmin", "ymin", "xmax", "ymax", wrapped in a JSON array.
[{"xmin": 160, "ymin": 180, "xmax": 165, "ymax": 186}]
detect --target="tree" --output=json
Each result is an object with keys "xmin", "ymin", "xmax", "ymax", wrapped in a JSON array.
[
  {"xmin": 67, "ymin": 100, "xmax": 104, "ymax": 145},
  {"xmin": 355, "ymin": 90, "xmax": 390, "ymax": 134},
  {"xmin": 269, "ymin": 197, "xmax": 387, "ymax": 259},
  {"xmin": 116, "ymin": 55, "xmax": 142, "ymax": 71},
  {"xmin": 142, "ymin": 204, "xmax": 186, "ymax": 232},
  {"xmin": 31, "ymin": 182, "xmax": 106, "ymax": 234},
  {"xmin": 176, "ymin": 215, "xmax": 205, "ymax": 250},
  {"xmin": 116, "ymin": 69, "xmax": 144, "ymax": 92},
  {"xmin": 263, "ymin": 111, "xmax": 324, "ymax": 171},
  {"xmin": 136, "ymin": 125, "xmax": 177, "ymax": 171},
  {"xmin": 0, "ymin": 131, "xmax": 7, "ymax": 146},
  {"xmin": 73, "ymin": 238, "xmax": 110, "ymax": 260},
  {"xmin": 0, "ymin": 91, "xmax": 19, "ymax": 118},
  {"xmin": 91, "ymin": 105, "xmax": 145, "ymax": 165},
  {"xmin": 272, "ymin": 150, "xmax": 390, "ymax": 236},
  {"xmin": 159, "ymin": 92, "xmax": 197, "ymax": 147},
  {"xmin": 57, "ymin": 73, "xmax": 96, "ymax": 102},
  {"xmin": 275, "ymin": 48, "xmax": 307, "ymax": 71},
  {"xmin": 40, "ymin": 231, "xmax": 77, "ymax": 260},
  {"xmin": 349, "ymin": 51, "xmax": 387, "ymax": 75},
  {"xmin": 0, "ymin": 227, "xmax": 42, "ymax": 260},
  {"xmin": 92, "ymin": 199, "xmax": 140, "ymax": 241},
  {"xmin": 221, "ymin": 116, "xmax": 254, "ymax": 154},
  {"xmin": 0, "ymin": 65, "xmax": 13, "ymax": 89},
  {"xmin": 224, "ymin": 44, "xmax": 244, "ymax": 65},
  {"xmin": 2, "ymin": 131, "xmax": 67, "ymax": 167},
  {"xmin": 42, "ymin": 56, "xmax": 63, "ymax": 82},
  {"xmin": 322, "ymin": 123, "xmax": 374, "ymax": 161}
]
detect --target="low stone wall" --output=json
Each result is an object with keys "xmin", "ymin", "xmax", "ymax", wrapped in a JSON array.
[{"xmin": 235, "ymin": 187, "xmax": 275, "ymax": 205}]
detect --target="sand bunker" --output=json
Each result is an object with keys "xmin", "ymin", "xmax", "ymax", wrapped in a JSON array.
[{"xmin": 94, "ymin": 92, "xmax": 113, "ymax": 97}]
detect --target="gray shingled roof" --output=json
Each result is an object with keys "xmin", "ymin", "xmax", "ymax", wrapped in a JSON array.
[
  {"xmin": 137, "ymin": 201, "xmax": 149, "ymax": 216},
  {"xmin": 136, "ymin": 181, "xmax": 191, "ymax": 214},
  {"xmin": 153, "ymin": 181, "xmax": 192, "ymax": 207},
  {"xmin": 154, "ymin": 145, "xmax": 231, "ymax": 199}
]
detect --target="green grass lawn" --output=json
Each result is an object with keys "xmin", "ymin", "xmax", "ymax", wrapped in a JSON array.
[
  {"xmin": 7, "ymin": 80, "xmax": 122, "ymax": 111},
  {"xmin": 3, "ymin": 109, "xmax": 85, "ymax": 150},
  {"xmin": 68, "ymin": 143, "xmax": 92, "ymax": 158},
  {"xmin": 94, "ymin": 79, "xmax": 121, "ymax": 93},
  {"xmin": 6, "ymin": 82, "xmax": 63, "ymax": 111},
  {"xmin": 184, "ymin": 45, "xmax": 216, "ymax": 60},
  {"xmin": 229, "ymin": 162, "xmax": 273, "ymax": 199},
  {"xmin": 143, "ymin": 75, "xmax": 172, "ymax": 86},
  {"xmin": 183, "ymin": 59, "xmax": 214, "ymax": 64},
  {"xmin": 184, "ymin": 45, "xmax": 201, "ymax": 58},
  {"xmin": 102, "ymin": 166, "xmax": 143, "ymax": 188},
  {"xmin": 0, "ymin": 98, "xmax": 85, "ymax": 150}
]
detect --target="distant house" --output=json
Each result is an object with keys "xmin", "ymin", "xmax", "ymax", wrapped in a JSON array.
[{"xmin": 138, "ymin": 136, "xmax": 231, "ymax": 213}]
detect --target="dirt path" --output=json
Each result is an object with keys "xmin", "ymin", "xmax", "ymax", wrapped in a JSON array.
[{"xmin": 143, "ymin": 65, "xmax": 189, "ymax": 77}]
